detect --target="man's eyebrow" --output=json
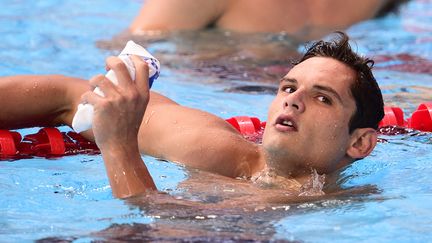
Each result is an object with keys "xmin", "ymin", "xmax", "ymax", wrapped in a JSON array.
[
  {"xmin": 280, "ymin": 77, "xmax": 297, "ymax": 84},
  {"xmin": 313, "ymin": 84, "xmax": 343, "ymax": 104}
]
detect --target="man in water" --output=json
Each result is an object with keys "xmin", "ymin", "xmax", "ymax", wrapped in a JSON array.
[
  {"xmin": 0, "ymin": 32, "xmax": 384, "ymax": 198},
  {"xmin": 130, "ymin": 0, "xmax": 409, "ymax": 41}
]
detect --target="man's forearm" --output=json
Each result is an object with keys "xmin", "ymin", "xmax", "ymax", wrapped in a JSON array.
[
  {"xmin": 101, "ymin": 143, "xmax": 157, "ymax": 198},
  {"xmin": 0, "ymin": 75, "xmax": 89, "ymax": 129}
]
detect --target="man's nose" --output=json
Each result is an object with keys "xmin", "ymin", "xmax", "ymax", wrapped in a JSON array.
[{"xmin": 283, "ymin": 90, "xmax": 305, "ymax": 113}]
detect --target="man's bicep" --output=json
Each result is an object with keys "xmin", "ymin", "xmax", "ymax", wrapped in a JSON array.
[
  {"xmin": 130, "ymin": 0, "xmax": 227, "ymax": 32},
  {"xmin": 137, "ymin": 101, "xmax": 255, "ymax": 177}
]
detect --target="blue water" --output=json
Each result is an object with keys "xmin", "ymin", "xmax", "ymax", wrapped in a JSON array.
[{"xmin": 0, "ymin": 0, "xmax": 431, "ymax": 242}]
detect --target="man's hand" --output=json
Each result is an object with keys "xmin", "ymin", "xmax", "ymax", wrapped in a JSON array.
[{"xmin": 82, "ymin": 55, "xmax": 150, "ymax": 150}]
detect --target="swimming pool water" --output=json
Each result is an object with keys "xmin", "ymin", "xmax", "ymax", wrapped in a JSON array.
[{"xmin": 0, "ymin": 0, "xmax": 431, "ymax": 242}]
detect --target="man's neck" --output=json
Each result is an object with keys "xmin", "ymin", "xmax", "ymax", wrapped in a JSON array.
[{"xmin": 252, "ymin": 147, "xmax": 326, "ymax": 189}]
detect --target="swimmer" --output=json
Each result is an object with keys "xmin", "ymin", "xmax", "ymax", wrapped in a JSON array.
[
  {"xmin": 0, "ymin": 32, "xmax": 384, "ymax": 198},
  {"xmin": 130, "ymin": 0, "xmax": 409, "ymax": 41}
]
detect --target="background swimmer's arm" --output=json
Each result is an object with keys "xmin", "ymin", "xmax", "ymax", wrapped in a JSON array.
[
  {"xmin": 129, "ymin": 0, "xmax": 227, "ymax": 33},
  {"xmin": 0, "ymin": 75, "xmax": 89, "ymax": 130}
]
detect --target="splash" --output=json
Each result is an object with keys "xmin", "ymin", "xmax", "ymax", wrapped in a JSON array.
[
  {"xmin": 250, "ymin": 169, "xmax": 302, "ymax": 191},
  {"xmin": 298, "ymin": 169, "xmax": 326, "ymax": 196}
]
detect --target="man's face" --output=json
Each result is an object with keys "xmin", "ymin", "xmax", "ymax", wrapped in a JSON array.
[{"xmin": 262, "ymin": 57, "xmax": 357, "ymax": 176}]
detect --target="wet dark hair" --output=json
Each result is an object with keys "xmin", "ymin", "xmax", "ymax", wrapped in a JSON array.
[
  {"xmin": 295, "ymin": 31, "xmax": 384, "ymax": 133},
  {"xmin": 375, "ymin": 0, "xmax": 410, "ymax": 18}
]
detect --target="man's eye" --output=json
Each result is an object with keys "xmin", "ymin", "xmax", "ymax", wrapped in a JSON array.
[
  {"xmin": 317, "ymin": 95, "xmax": 332, "ymax": 104},
  {"xmin": 282, "ymin": 87, "xmax": 296, "ymax": 93}
]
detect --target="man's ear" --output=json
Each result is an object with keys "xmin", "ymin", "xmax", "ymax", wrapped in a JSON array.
[{"xmin": 346, "ymin": 128, "xmax": 378, "ymax": 159}]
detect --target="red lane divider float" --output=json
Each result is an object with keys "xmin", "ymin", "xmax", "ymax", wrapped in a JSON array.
[
  {"xmin": 379, "ymin": 103, "xmax": 432, "ymax": 133},
  {"xmin": 0, "ymin": 128, "xmax": 99, "ymax": 160},
  {"xmin": 379, "ymin": 107, "xmax": 406, "ymax": 128},
  {"xmin": 409, "ymin": 103, "xmax": 432, "ymax": 132},
  {"xmin": 225, "ymin": 116, "xmax": 266, "ymax": 143},
  {"xmin": 0, "ymin": 130, "xmax": 20, "ymax": 156},
  {"xmin": 225, "ymin": 116, "xmax": 265, "ymax": 136}
]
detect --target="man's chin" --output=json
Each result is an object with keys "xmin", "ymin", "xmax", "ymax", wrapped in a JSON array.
[{"xmin": 262, "ymin": 133, "xmax": 298, "ymax": 153}]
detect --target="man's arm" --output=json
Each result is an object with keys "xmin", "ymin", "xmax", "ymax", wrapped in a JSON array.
[
  {"xmin": 129, "ymin": 0, "xmax": 227, "ymax": 34},
  {"xmin": 138, "ymin": 97, "xmax": 264, "ymax": 179},
  {"xmin": 83, "ymin": 56, "xmax": 157, "ymax": 198},
  {"xmin": 0, "ymin": 75, "xmax": 89, "ymax": 130}
]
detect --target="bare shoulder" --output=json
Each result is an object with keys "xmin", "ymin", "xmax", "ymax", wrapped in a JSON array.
[{"xmin": 130, "ymin": 0, "xmax": 228, "ymax": 33}]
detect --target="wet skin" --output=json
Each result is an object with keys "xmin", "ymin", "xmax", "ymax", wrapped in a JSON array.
[
  {"xmin": 262, "ymin": 57, "xmax": 369, "ymax": 178},
  {"xmin": 130, "ymin": 0, "xmax": 389, "ymax": 41},
  {"xmin": 0, "ymin": 56, "xmax": 378, "ymax": 198}
]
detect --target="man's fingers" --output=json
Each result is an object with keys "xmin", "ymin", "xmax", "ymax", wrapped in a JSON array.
[
  {"xmin": 106, "ymin": 56, "xmax": 133, "ymax": 87},
  {"xmin": 88, "ymin": 74, "xmax": 104, "ymax": 89},
  {"xmin": 131, "ymin": 55, "xmax": 150, "ymax": 97},
  {"xmin": 89, "ymin": 74, "xmax": 120, "ymax": 97},
  {"xmin": 81, "ymin": 91, "xmax": 103, "ymax": 106}
]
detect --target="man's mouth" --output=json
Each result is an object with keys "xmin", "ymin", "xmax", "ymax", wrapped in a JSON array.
[{"xmin": 275, "ymin": 115, "xmax": 298, "ymax": 132}]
